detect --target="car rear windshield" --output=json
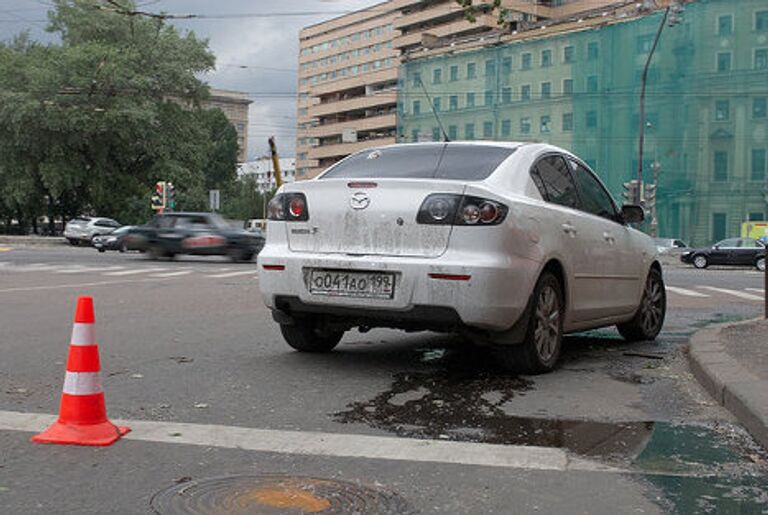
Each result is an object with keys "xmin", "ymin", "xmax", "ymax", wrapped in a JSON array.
[{"xmin": 320, "ymin": 144, "xmax": 516, "ymax": 181}]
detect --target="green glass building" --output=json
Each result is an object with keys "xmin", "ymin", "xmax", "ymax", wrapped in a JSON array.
[{"xmin": 397, "ymin": 0, "xmax": 768, "ymax": 245}]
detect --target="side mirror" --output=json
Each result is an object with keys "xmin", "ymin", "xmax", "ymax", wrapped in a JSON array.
[
  {"xmin": 713, "ymin": 245, "xmax": 720, "ymax": 250},
  {"xmin": 620, "ymin": 204, "xmax": 645, "ymax": 224}
]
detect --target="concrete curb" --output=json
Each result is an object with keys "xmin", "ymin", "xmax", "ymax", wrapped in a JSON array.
[
  {"xmin": 688, "ymin": 318, "xmax": 768, "ymax": 450},
  {"xmin": 0, "ymin": 236, "xmax": 67, "ymax": 246}
]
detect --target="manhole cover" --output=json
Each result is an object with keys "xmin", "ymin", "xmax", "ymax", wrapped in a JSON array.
[{"xmin": 150, "ymin": 475, "xmax": 413, "ymax": 514}]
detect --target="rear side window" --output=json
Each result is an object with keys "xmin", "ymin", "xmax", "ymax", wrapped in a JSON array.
[
  {"xmin": 568, "ymin": 160, "xmax": 617, "ymax": 221},
  {"xmin": 320, "ymin": 144, "xmax": 516, "ymax": 181},
  {"xmin": 530, "ymin": 155, "xmax": 580, "ymax": 209}
]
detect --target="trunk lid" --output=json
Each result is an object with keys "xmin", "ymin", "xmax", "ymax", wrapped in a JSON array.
[{"xmin": 283, "ymin": 179, "xmax": 465, "ymax": 257}]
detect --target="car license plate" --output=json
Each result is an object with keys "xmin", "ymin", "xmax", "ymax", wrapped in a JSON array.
[{"xmin": 309, "ymin": 269, "xmax": 395, "ymax": 299}]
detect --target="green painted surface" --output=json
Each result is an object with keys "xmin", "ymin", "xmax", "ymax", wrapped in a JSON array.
[{"xmin": 397, "ymin": 0, "xmax": 768, "ymax": 245}]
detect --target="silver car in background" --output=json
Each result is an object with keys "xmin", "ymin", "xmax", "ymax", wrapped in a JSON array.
[{"xmin": 63, "ymin": 216, "xmax": 122, "ymax": 245}]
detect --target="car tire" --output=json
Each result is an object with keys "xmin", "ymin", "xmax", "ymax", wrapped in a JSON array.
[
  {"xmin": 147, "ymin": 245, "xmax": 164, "ymax": 260},
  {"xmin": 495, "ymin": 272, "xmax": 564, "ymax": 375},
  {"xmin": 756, "ymin": 257, "xmax": 765, "ymax": 271},
  {"xmin": 692, "ymin": 254, "xmax": 708, "ymax": 269},
  {"xmin": 119, "ymin": 242, "xmax": 127, "ymax": 253},
  {"xmin": 97, "ymin": 248, "xmax": 105, "ymax": 253},
  {"xmin": 67, "ymin": 238, "xmax": 78, "ymax": 246},
  {"xmin": 227, "ymin": 247, "xmax": 252, "ymax": 262},
  {"xmin": 280, "ymin": 321, "xmax": 343, "ymax": 353},
  {"xmin": 617, "ymin": 268, "xmax": 666, "ymax": 342}
]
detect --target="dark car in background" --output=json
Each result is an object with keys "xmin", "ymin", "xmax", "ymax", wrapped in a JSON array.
[
  {"xmin": 92, "ymin": 225, "xmax": 136, "ymax": 253},
  {"xmin": 681, "ymin": 237, "xmax": 765, "ymax": 270},
  {"xmin": 131, "ymin": 212, "xmax": 265, "ymax": 262}
]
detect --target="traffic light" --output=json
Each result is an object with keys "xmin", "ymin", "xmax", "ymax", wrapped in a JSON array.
[
  {"xmin": 643, "ymin": 183, "xmax": 657, "ymax": 212},
  {"xmin": 166, "ymin": 182, "xmax": 175, "ymax": 211},
  {"xmin": 151, "ymin": 181, "xmax": 166, "ymax": 210},
  {"xmin": 622, "ymin": 179, "xmax": 640, "ymax": 205}
]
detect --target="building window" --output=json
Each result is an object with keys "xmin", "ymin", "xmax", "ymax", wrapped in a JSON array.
[
  {"xmin": 501, "ymin": 119, "xmax": 511, "ymax": 137},
  {"xmin": 501, "ymin": 87, "xmax": 512, "ymax": 104},
  {"xmin": 541, "ymin": 82, "xmax": 551, "ymax": 99},
  {"xmin": 431, "ymin": 97, "xmax": 441, "ymax": 112},
  {"xmin": 412, "ymin": 72, "xmax": 421, "ymax": 86},
  {"xmin": 754, "ymin": 97, "xmax": 767, "ymax": 118},
  {"xmin": 540, "ymin": 115, "xmax": 551, "ymax": 133},
  {"xmin": 717, "ymin": 52, "xmax": 731, "ymax": 72},
  {"xmin": 467, "ymin": 62, "xmax": 476, "ymax": 79},
  {"xmin": 502, "ymin": 56, "xmax": 512, "ymax": 75},
  {"xmin": 562, "ymin": 112, "xmax": 573, "ymax": 132},
  {"xmin": 521, "ymin": 53, "xmax": 532, "ymax": 70},
  {"xmin": 715, "ymin": 100, "xmax": 730, "ymax": 121},
  {"xmin": 520, "ymin": 117, "xmax": 531, "ymax": 135},
  {"xmin": 412, "ymin": 100, "xmax": 421, "ymax": 115},
  {"xmin": 448, "ymin": 125, "xmax": 458, "ymax": 140},
  {"xmin": 450, "ymin": 65, "xmax": 459, "ymax": 81},
  {"xmin": 752, "ymin": 149, "xmax": 767, "ymax": 181},
  {"xmin": 483, "ymin": 121, "xmax": 493, "ymax": 138},
  {"xmin": 712, "ymin": 213, "xmax": 727, "ymax": 242},
  {"xmin": 485, "ymin": 90, "xmax": 494, "ymax": 106},
  {"xmin": 756, "ymin": 49, "xmax": 768, "ymax": 70},
  {"xmin": 563, "ymin": 45, "xmax": 575, "ymax": 63},
  {"xmin": 411, "ymin": 129, "xmax": 420, "ymax": 142},
  {"xmin": 521, "ymin": 84, "xmax": 531, "ymax": 101},
  {"xmin": 717, "ymin": 14, "xmax": 733, "ymax": 35},
  {"xmin": 465, "ymin": 123, "xmax": 475, "ymax": 140},
  {"xmin": 449, "ymin": 95, "xmax": 458, "ymax": 111},
  {"xmin": 563, "ymin": 78, "xmax": 573, "ymax": 96},
  {"xmin": 433, "ymin": 68, "xmax": 442, "ymax": 84},
  {"xmin": 756, "ymin": 10, "xmax": 768, "ymax": 31},
  {"xmin": 485, "ymin": 59, "xmax": 496, "ymax": 76},
  {"xmin": 587, "ymin": 42, "xmax": 599, "ymax": 60},
  {"xmin": 466, "ymin": 92, "xmax": 475, "ymax": 108},
  {"xmin": 749, "ymin": 212, "xmax": 765, "ymax": 221},
  {"xmin": 432, "ymin": 127, "xmax": 441, "ymax": 141},
  {"xmin": 587, "ymin": 75, "xmax": 598, "ymax": 93},
  {"xmin": 586, "ymin": 110, "xmax": 598, "ymax": 129},
  {"xmin": 714, "ymin": 151, "xmax": 728, "ymax": 181},
  {"xmin": 541, "ymin": 49, "xmax": 552, "ymax": 67},
  {"xmin": 637, "ymin": 34, "xmax": 654, "ymax": 53}
]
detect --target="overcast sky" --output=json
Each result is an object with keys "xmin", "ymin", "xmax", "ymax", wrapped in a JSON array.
[{"xmin": 0, "ymin": 0, "xmax": 383, "ymax": 160}]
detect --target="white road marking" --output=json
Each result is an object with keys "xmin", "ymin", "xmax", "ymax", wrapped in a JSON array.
[
  {"xmin": 150, "ymin": 270, "xmax": 193, "ymax": 278},
  {"xmin": 55, "ymin": 266, "xmax": 126, "ymax": 274},
  {"xmin": 2, "ymin": 263, "xmax": 59, "ymax": 272},
  {"xmin": 699, "ymin": 286, "xmax": 764, "ymax": 301},
  {"xmin": 665, "ymin": 286, "xmax": 709, "ymax": 298},
  {"xmin": 746, "ymin": 288, "xmax": 765, "ymax": 294},
  {"xmin": 205, "ymin": 270, "xmax": 258, "ymax": 278},
  {"xmin": 103, "ymin": 267, "xmax": 167, "ymax": 276},
  {"xmin": 0, "ymin": 410, "xmax": 620, "ymax": 473},
  {"xmin": 0, "ymin": 277, "xmax": 172, "ymax": 294}
]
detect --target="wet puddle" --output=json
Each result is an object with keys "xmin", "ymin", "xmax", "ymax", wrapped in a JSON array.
[{"xmin": 333, "ymin": 343, "xmax": 768, "ymax": 513}]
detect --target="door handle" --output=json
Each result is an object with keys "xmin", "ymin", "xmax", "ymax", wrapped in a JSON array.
[
  {"xmin": 603, "ymin": 232, "xmax": 615, "ymax": 244},
  {"xmin": 561, "ymin": 223, "xmax": 576, "ymax": 235}
]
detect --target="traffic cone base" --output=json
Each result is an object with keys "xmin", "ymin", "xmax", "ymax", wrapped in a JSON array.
[
  {"xmin": 31, "ymin": 421, "xmax": 130, "ymax": 447},
  {"xmin": 32, "ymin": 296, "xmax": 130, "ymax": 447}
]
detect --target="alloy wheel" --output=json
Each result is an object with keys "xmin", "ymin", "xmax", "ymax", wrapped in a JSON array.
[
  {"xmin": 640, "ymin": 274, "xmax": 664, "ymax": 335},
  {"xmin": 693, "ymin": 255, "xmax": 707, "ymax": 268},
  {"xmin": 758, "ymin": 257, "xmax": 766, "ymax": 271},
  {"xmin": 533, "ymin": 285, "xmax": 561, "ymax": 363}
]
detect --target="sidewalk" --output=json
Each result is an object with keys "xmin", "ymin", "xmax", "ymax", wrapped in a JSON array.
[
  {"xmin": 689, "ymin": 318, "xmax": 768, "ymax": 449},
  {"xmin": 0, "ymin": 235, "xmax": 66, "ymax": 246}
]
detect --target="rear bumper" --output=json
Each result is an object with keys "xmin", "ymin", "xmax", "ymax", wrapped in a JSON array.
[{"xmin": 258, "ymin": 245, "xmax": 540, "ymax": 332}]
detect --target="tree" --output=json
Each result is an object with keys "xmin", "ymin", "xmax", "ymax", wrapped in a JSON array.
[
  {"xmin": 0, "ymin": 0, "xmax": 239, "ymax": 232},
  {"xmin": 455, "ymin": 0, "xmax": 510, "ymax": 26}
]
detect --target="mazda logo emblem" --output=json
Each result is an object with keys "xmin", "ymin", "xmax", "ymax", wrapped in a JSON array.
[{"xmin": 350, "ymin": 191, "xmax": 370, "ymax": 210}]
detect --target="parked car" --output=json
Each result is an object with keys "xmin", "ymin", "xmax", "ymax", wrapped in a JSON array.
[
  {"xmin": 680, "ymin": 238, "xmax": 766, "ymax": 270},
  {"xmin": 131, "ymin": 212, "xmax": 265, "ymax": 261},
  {"xmin": 258, "ymin": 142, "xmax": 665, "ymax": 374},
  {"xmin": 92, "ymin": 225, "xmax": 136, "ymax": 253},
  {"xmin": 63, "ymin": 217, "xmax": 122, "ymax": 245},
  {"xmin": 653, "ymin": 238, "xmax": 688, "ymax": 254}
]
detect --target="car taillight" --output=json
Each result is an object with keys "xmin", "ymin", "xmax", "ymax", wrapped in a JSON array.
[
  {"xmin": 267, "ymin": 193, "xmax": 309, "ymax": 222},
  {"xmin": 417, "ymin": 194, "xmax": 507, "ymax": 226}
]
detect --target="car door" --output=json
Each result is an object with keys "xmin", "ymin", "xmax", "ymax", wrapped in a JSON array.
[
  {"xmin": 735, "ymin": 238, "xmax": 761, "ymax": 265},
  {"xmin": 567, "ymin": 159, "xmax": 643, "ymax": 316},
  {"xmin": 710, "ymin": 238, "xmax": 738, "ymax": 265},
  {"xmin": 530, "ymin": 154, "xmax": 605, "ymax": 323}
]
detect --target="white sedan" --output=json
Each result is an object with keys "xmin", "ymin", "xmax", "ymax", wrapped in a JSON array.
[{"xmin": 258, "ymin": 142, "xmax": 665, "ymax": 374}]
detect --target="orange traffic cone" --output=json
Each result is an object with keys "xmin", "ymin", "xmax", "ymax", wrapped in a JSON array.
[{"xmin": 32, "ymin": 296, "xmax": 130, "ymax": 446}]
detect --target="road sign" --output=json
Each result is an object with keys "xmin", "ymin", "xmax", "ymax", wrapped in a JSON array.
[{"xmin": 209, "ymin": 189, "xmax": 220, "ymax": 211}]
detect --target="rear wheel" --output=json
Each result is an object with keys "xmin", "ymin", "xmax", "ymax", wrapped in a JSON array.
[
  {"xmin": 756, "ymin": 257, "xmax": 765, "ymax": 271},
  {"xmin": 97, "ymin": 248, "xmax": 105, "ymax": 253},
  {"xmin": 617, "ymin": 268, "xmax": 666, "ymax": 342},
  {"xmin": 692, "ymin": 254, "xmax": 708, "ymax": 269},
  {"xmin": 228, "ymin": 247, "xmax": 253, "ymax": 262},
  {"xmin": 495, "ymin": 272, "xmax": 563, "ymax": 375},
  {"xmin": 280, "ymin": 321, "xmax": 343, "ymax": 353}
]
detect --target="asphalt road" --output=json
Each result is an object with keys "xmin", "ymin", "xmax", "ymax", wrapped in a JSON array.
[{"xmin": 1, "ymin": 245, "xmax": 767, "ymax": 514}]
